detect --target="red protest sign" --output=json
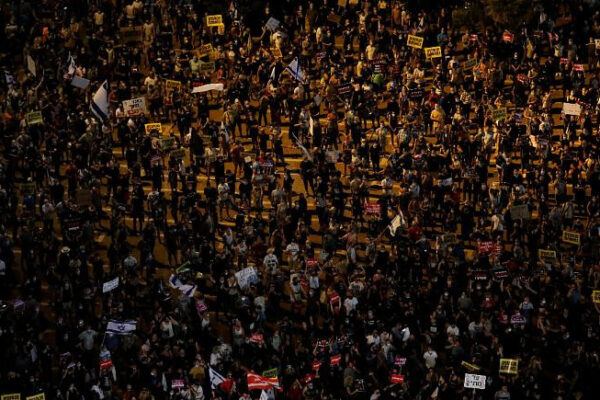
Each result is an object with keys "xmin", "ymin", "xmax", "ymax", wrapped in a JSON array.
[
  {"xmin": 306, "ymin": 259, "xmax": 318, "ymax": 268},
  {"xmin": 250, "ymin": 333, "xmax": 264, "ymax": 344},
  {"xmin": 394, "ymin": 357, "xmax": 407, "ymax": 366},
  {"xmin": 478, "ymin": 241, "xmax": 501, "ymax": 255},
  {"xmin": 365, "ymin": 203, "xmax": 381, "ymax": 215},
  {"xmin": 560, "ymin": 58, "xmax": 570, "ymax": 65},
  {"xmin": 312, "ymin": 361, "xmax": 322, "ymax": 371},
  {"xmin": 573, "ymin": 64, "xmax": 584, "ymax": 72},
  {"xmin": 330, "ymin": 354, "xmax": 342, "ymax": 365},
  {"xmin": 391, "ymin": 374, "xmax": 405, "ymax": 384}
]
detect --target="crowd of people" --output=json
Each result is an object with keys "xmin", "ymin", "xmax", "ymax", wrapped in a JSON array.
[{"xmin": 2, "ymin": 0, "xmax": 600, "ymax": 399}]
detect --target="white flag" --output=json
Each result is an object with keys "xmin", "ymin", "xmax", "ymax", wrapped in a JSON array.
[
  {"xmin": 209, "ymin": 367, "xmax": 226, "ymax": 389},
  {"xmin": 106, "ymin": 319, "xmax": 136, "ymax": 335},
  {"xmin": 102, "ymin": 277, "xmax": 119, "ymax": 293},
  {"xmin": 285, "ymin": 57, "xmax": 304, "ymax": 83},
  {"xmin": 91, "ymin": 80, "xmax": 110, "ymax": 120},
  {"xmin": 389, "ymin": 214, "xmax": 404, "ymax": 237},
  {"xmin": 269, "ymin": 66, "xmax": 276, "ymax": 82},
  {"xmin": 65, "ymin": 52, "xmax": 77, "ymax": 78}
]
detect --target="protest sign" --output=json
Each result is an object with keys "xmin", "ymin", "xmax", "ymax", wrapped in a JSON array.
[
  {"xmin": 103, "ymin": 277, "xmax": 119, "ymax": 293},
  {"xmin": 1, "ymin": 395, "xmax": 21, "ymax": 400},
  {"xmin": 562, "ymin": 102, "xmax": 581, "ymax": 116},
  {"xmin": 164, "ymin": 80, "xmax": 182, "ymax": 106},
  {"xmin": 562, "ymin": 231, "xmax": 581, "ymax": 246},
  {"xmin": 144, "ymin": 123, "xmax": 163, "ymax": 135},
  {"xmin": 263, "ymin": 368, "xmax": 278, "ymax": 378},
  {"xmin": 170, "ymin": 148, "xmax": 186, "ymax": 159},
  {"xmin": 464, "ymin": 373, "xmax": 486, "ymax": 390},
  {"xmin": 573, "ymin": 64, "xmax": 584, "ymax": 72},
  {"xmin": 206, "ymin": 15, "xmax": 223, "ymax": 26},
  {"xmin": 407, "ymin": 35, "xmax": 424, "ymax": 49},
  {"xmin": 172, "ymin": 380, "xmax": 184, "ymax": 388},
  {"xmin": 159, "ymin": 137, "xmax": 176, "ymax": 151},
  {"xmin": 592, "ymin": 290, "xmax": 600, "ymax": 304},
  {"xmin": 424, "ymin": 46, "xmax": 442, "ymax": 58},
  {"xmin": 71, "ymin": 75, "xmax": 90, "ymax": 89},
  {"xmin": 492, "ymin": 107, "xmax": 508, "ymax": 121},
  {"xmin": 390, "ymin": 375, "xmax": 404, "ymax": 384},
  {"xmin": 365, "ymin": 203, "xmax": 381, "ymax": 215},
  {"xmin": 235, "ymin": 267, "xmax": 259, "ymax": 289},
  {"xmin": 25, "ymin": 395, "xmax": 45, "ymax": 400},
  {"xmin": 499, "ymin": 358, "xmax": 518, "ymax": 374},
  {"xmin": 538, "ymin": 249, "xmax": 557, "ymax": 263},
  {"xmin": 463, "ymin": 58, "xmax": 478, "ymax": 70},
  {"xmin": 198, "ymin": 44, "xmax": 213, "ymax": 59},
  {"xmin": 123, "ymin": 97, "xmax": 147, "ymax": 116},
  {"xmin": 26, "ymin": 111, "xmax": 43, "ymax": 125},
  {"xmin": 502, "ymin": 32, "xmax": 514, "ymax": 42},
  {"xmin": 461, "ymin": 361, "xmax": 481, "ymax": 372},
  {"xmin": 265, "ymin": 17, "xmax": 280, "ymax": 31},
  {"xmin": 199, "ymin": 61, "xmax": 216, "ymax": 74}
]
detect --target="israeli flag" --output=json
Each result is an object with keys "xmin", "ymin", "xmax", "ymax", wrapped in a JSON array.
[
  {"xmin": 106, "ymin": 319, "xmax": 136, "ymax": 335},
  {"xmin": 209, "ymin": 367, "xmax": 226, "ymax": 389},
  {"xmin": 65, "ymin": 52, "xmax": 77, "ymax": 78},
  {"xmin": 4, "ymin": 71, "xmax": 14, "ymax": 85},
  {"xmin": 90, "ymin": 80, "xmax": 110, "ymax": 121},
  {"xmin": 168, "ymin": 274, "xmax": 197, "ymax": 297},
  {"xmin": 285, "ymin": 57, "xmax": 304, "ymax": 83}
]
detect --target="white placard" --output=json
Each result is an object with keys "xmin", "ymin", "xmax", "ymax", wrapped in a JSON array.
[
  {"xmin": 71, "ymin": 75, "xmax": 90, "ymax": 89},
  {"xmin": 464, "ymin": 373, "xmax": 486, "ymax": 390},
  {"xmin": 265, "ymin": 17, "xmax": 280, "ymax": 31},
  {"xmin": 192, "ymin": 83, "xmax": 224, "ymax": 93},
  {"xmin": 103, "ymin": 277, "xmax": 120, "ymax": 293},
  {"xmin": 235, "ymin": 267, "xmax": 259, "ymax": 289},
  {"xmin": 122, "ymin": 97, "xmax": 147, "ymax": 116},
  {"xmin": 562, "ymin": 102, "xmax": 581, "ymax": 116}
]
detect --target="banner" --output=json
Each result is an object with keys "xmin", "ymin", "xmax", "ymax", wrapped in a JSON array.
[
  {"xmin": 145, "ymin": 123, "xmax": 163, "ymax": 135},
  {"xmin": 424, "ymin": 46, "xmax": 442, "ymax": 58},
  {"xmin": 499, "ymin": 358, "xmax": 518, "ymax": 374},
  {"xmin": 562, "ymin": 231, "xmax": 581, "ymax": 246},
  {"xmin": 562, "ymin": 102, "xmax": 581, "ymax": 116},
  {"xmin": 464, "ymin": 373, "xmax": 486, "ymax": 389},
  {"xmin": 25, "ymin": 111, "xmax": 43, "ymax": 125},
  {"xmin": 122, "ymin": 97, "xmax": 147, "ymax": 116},
  {"xmin": 103, "ymin": 277, "xmax": 119, "ymax": 293},
  {"xmin": 407, "ymin": 35, "xmax": 424, "ymax": 49},
  {"xmin": 206, "ymin": 15, "xmax": 223, "ymax": 26}
]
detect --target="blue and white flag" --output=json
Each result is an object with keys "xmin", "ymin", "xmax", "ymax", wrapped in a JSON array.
[
  {"xmin": 285, "ymin": 57, "xmax": 304, "ymax": 83},
  {"xmin": 106, "ymin": 319, "xmax": 136, "ymax": 335},
  {"xmin": 168, "ymin": 274, "xmax": 197, "ymax": 297},
  {"xmin": 65, "ymin": 52, "xmax": 77, "ymax": 78},
  {"xmin": 90, "ymin": 80, "xmax": 110, "ymax": 121},
  {"xmin": 209, "ymin": 367, "xmax": 226, "ymax": 389},
  {"xmin": 4, "ymin": 71, "xmax": 14, "ymax": 85}
]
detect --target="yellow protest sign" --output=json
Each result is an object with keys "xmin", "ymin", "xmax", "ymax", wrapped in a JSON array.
[
  {"xmin": 25, "ymin": 394, "xmax": 44, "ymax": 400},
  {"xmin": 2, "ymin": 394, "xmax": 21, "ymax": 400},
  {"xmin": 492, "ymin": 107, "xmax": 507, "ymax": 121},
  {"xmin": 424, "ymin": 46, "xmax": 442, "ymax": 58},
  {"xmin": 562, "ymin": 231, "xmax": 581, "ymax": 245},
  {"xmin": 463, "ymin": 58, "xmax": 478, "ymax": 70},
  {"xmin": 461, "ymin": 360, "xmax": 480, "ymax": 372},
  {"xmin": 26, "ymin": 111, "xmax": 43, "ymax": 125},
  {"xmin": 499, "ymin": 359, "xmax": 518, "ymax": 374},
  {"xmin": 407, "ymin": 35, "xmax": 424, "ymax": 49},
  {"xmin": 164, "ymin": 80, "xmax": 182, "ymax": 106},
  {"xmin": 592, "ymin": 290, "xmax": 600, "ymax": 304},
  {"xmin": 206, "ymin": 15, "xmax": 223, "ymax": 27},
  {"xmin": 199, "ymin": 61, "xmax": 215, "ymax": 74},
  {"xmin": 338, "ymin": 0, "xmax": 348, "ymax": 6},
  {"xmin": 145, "ymin": 123, "xmax": 163, "ymax": 135},
  {"xmin": 198, "ymin": 44, "xmax": 213, "ymax": 59},
  {"xmin": 538, "ymin": 249, "xmax": 557, "ymax": 263}
]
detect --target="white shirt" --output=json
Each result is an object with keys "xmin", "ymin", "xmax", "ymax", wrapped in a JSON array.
[{"xmin": 423, "ymin": 350, "xmax": 438, "ymax": 368}]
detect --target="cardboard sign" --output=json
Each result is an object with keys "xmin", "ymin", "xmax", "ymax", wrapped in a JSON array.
[
  {"xmin": 365, "ymin": 203, "xmax": 381, "ymax": 215},
  {"xmin": 424, "ymin": 46, "xmax": 442, "ymax": 58},
  {"xmin": 538, "ymin": 249, "xmax": 557, "ymax": 263},
  {"xmin": 145, "ymin": 123, "xmax": 163, "ymax": 135},
  {"xmin": 463, "ymin": 58, "xmax": 478, "ymax": 70},
  {"xmin": 170, "ymin": 148, "xmax": 186, "ymax": 159},
  {"xmin": 407, "ymin": 35, "xmax": 424, "ymax": 49},
  {"xmin": 502, "ymin": 32, "xmax": 514, "ymax": 43},
  {"xmin": 592, "ymin": 290, "xmax": 600, "ymax": 303},
  {"xmin": 492, "ymin": 107, "xmax": 508, "ymax": 121},
  {"xmin": 206, "ymin": 15, "xmax": 223, "ymax": 27},
  {"xmin": 2, "ymin": 395, "xmax": 21, "ymax": 400},
  {"xmin": 499, "ymin": 358, "xmax": 518, "ymax": 374},
  {"xmin": 562, "ymin": 102, "xmax": 581, "ymax": 116},
  {"xmin": 26, "ymin": 111, "xmax": 43, "ymax": 125},
  {"xmin": 199, "ymin": 61, "xmax": 216, "ymax": 74},
  {"xmin": 464, "ymin": 373, "xmax": 486, "ymax": 390},
  {"xmin": 120, "ymin": 26, "xmax": 143, "ymax": 43},
  {"xmin": 123, "ymin": 97, "xmax": 147, "ymax": 116},
  {"xmin": 461, "ymin": 361, "xmax": 480, "ymax": 372},
  {"xmin": 562, "ymin": 231, "xmax": 581, "ymax": 246},
  {"xmin": 510, "ymin": 204, "xmax": 530, "ymax": 220}
]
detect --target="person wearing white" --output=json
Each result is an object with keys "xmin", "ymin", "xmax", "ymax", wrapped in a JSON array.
[{"xmin": 423, "ymin": 346, "xmax": 438, "ymax": 369}]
